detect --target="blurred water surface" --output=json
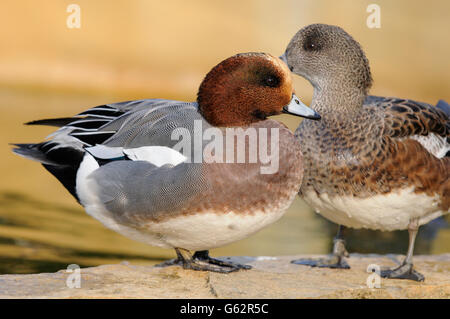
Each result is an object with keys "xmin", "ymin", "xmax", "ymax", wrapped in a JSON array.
[{"xmin": 0, "ymin": 0, "xmax": 449, "ymax": 273}]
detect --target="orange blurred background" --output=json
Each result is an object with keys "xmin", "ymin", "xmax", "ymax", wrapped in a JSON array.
[{"xmin": 0, "ymin": 0, "xmax": 448, "ymax": 273}]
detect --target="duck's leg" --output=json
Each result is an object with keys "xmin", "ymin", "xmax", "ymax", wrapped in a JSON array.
[
  {"xmin": 155, "ymin": 248, "xmax": 250, "ymax": 273},
  {"xmin": 380, "ymin": 220, "xmax": 424, "ymax": 282},
  {"xmin": 291, "ymin": 225, "xmax": 350, "ymax": 269},
  {"xmin": 193, "ymin": 250, "xmax": 252, "ymax": 270}
]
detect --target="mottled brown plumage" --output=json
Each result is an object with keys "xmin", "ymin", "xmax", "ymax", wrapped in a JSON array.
[
  {"xmin": 283, "ymin": 24, "xmax": 449, "ymax": 213},
  {"xmin": 297, "ymin": 97, "xmax": 449, "ymax": 210}
]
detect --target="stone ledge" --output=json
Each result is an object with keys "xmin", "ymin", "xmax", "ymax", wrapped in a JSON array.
[{"xmin": 0, "ymin": 254, "xmax": 449, "ymax": 298}]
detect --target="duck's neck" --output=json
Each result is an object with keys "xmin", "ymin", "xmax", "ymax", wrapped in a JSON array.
[{"xmin": 311, "ymin": 81, "xmax": 367, "ymax": 116}]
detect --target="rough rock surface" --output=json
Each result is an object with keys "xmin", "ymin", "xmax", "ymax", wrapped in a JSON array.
[{"xmin": 0, "ymin": 254, "xmax": 449, "ymax": 298}]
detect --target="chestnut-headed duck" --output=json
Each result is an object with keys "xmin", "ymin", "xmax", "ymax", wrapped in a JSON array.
[
  {"xmin": 13, "ymin": 52, "xmax": 320, "ymax": 273},
  {"xmin": 280, "ymin": 24, "xmax": 449, "ymax": 281}
]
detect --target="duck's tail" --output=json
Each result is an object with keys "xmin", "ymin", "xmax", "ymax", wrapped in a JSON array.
[
  {"xmin": 12, "ymin": 104, "xmax": 128, "ymax": 201},
  {"xmin": 436, "ymin": 100, "xmax": 450, "ymax": 118},
  {"xmin": 12, "ymin": 120, "xmax": 87, "ymax": 202}
]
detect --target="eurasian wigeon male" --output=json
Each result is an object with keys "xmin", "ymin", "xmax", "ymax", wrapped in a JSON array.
[
  {"xmin": 13, "ymin": 52, "xmax": 320, "ymax": 273},
  {"xmin": 280, "ymin": 24, "xmax": 449, "ymax": 281}
]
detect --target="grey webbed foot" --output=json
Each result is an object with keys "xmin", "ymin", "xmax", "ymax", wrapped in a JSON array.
[
  {"xmin": 193, "ymin": 250, "xmax": 252, "ymax": 271},
  {"xmin": 379, "ymin": 219, "xmax": 425, "ymax": 282},
  {"xmin": 291, "ymin": 255, "xmax": 350, "ymax": 269},
  {"xmin": 380, "ymin": 262, "xmax": 424, "ymax": 282},
  {"xmin": 155, "ymin": 249, "xmax": 251, "ymax": 273},
  {"xmin": 291, "ymin": 237, "xmax": 350, "ymax": 269}
]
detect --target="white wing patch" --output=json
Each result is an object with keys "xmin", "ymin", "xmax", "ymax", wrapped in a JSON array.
[
  {"xmin": 410, "ymin": 134, "xmax": 449, "ymax": 158},
  {"xmin": 123, "ymin": 146, "xmax": 187, "ymax": 167},
  {"xmin": 86, "ymin": 144, "xmax": 124, "ymax": 159},
  {"xmin": 86, "ymin": 144, "xmax": 187, "ymax": 167}
]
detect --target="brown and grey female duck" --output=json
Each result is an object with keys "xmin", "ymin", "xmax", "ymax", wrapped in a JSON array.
[{"xmin": 280, "ymin": 24, "xmax": 449, "ymax": 281}]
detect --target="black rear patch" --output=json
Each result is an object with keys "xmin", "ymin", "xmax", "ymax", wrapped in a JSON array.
[{"xmin": 43, "ymin": 164, "xmax": 81, "ymax": 202}]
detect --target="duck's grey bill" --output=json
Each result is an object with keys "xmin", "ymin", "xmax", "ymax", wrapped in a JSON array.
[
  {"xmin": 283, "ymin": 94, "xmax": 321, "ymax": 120},
  {"xmin": 279, "ymin": 52, "xmax": 288, "ymax": 65}
]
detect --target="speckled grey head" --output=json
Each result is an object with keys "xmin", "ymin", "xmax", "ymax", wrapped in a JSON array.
[{"xmin": 282, "ymin": 24, "xmax": 373, "ymax": 95}]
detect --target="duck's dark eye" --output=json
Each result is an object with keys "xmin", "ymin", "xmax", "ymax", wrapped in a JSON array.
[
  {"xmin": 263, "ymin": 75, "xmax": 280, "ymax": 88},
  {"xmin": 303, "ymin": 33, "xmax": 322, "ymax": 52}
]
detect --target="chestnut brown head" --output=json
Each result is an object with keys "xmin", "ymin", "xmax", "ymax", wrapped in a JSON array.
[{"xmin": 197, "ymin": 52, "xmax": 319, "ymax": 127}]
